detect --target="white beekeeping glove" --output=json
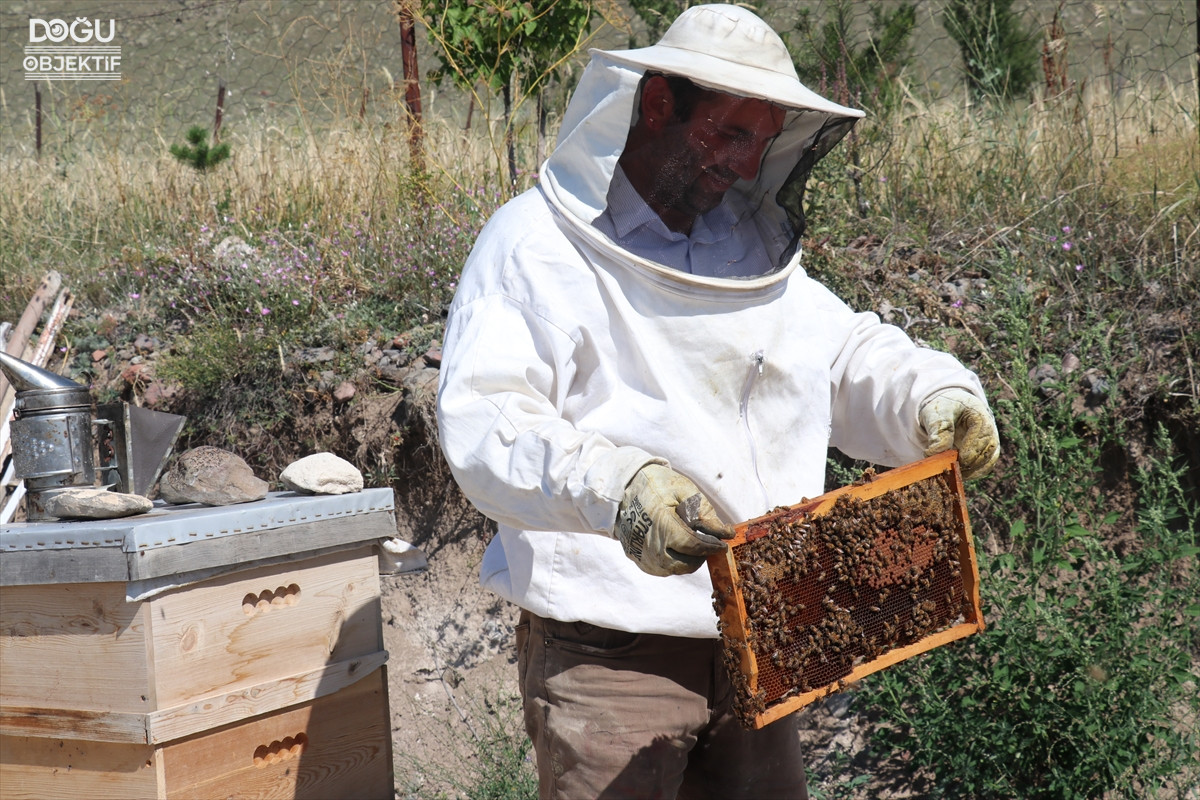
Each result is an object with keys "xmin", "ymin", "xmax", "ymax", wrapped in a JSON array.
[
  {"xmin": 919, "ymin": 388, "xmax": 1001, "ymax": 480},
  {"xmin": 615, "ymin": 465, "xmax": 734, "ymax": 577}
]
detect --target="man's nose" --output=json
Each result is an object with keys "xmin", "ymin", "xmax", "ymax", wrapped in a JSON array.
[{"xmin": 721, "ymin": 142, "xmax": 767, "ymax": 182}]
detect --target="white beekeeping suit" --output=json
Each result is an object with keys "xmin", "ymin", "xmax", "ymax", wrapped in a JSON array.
[{"xmin": 437, "ymin": 4, "xmax": 993, "ymax": 639}]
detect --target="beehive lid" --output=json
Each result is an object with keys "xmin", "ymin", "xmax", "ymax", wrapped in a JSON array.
[
  {"xmin": 708, "ymin": 451, "xmax": 984, "ymax": 729},
  {"xmin": 0, "ymin": 488, "xmax": 396, "ymax": 587}
]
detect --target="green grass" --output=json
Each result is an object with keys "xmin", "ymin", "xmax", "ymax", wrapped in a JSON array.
[{"xmin": 807, "ymin": 80, "xmax": 1199, "ymax": 800}]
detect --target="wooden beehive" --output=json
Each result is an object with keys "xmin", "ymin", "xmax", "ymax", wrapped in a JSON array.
[
  {"xmin": 708, "ymin": 450, "xmax": 984, "ymax": 729},
  {"xmin": 0, "ymin": 490, "xmax": 397, "ymax": 799},
  {"xmin": 0, "ymin": 545, "xmax": 393, "ymax": 799}
]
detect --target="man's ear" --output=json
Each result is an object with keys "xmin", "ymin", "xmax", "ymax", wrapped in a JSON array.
[{"xmin": 639, "ymin": 75, "xmax": 675, "ymax": 132}]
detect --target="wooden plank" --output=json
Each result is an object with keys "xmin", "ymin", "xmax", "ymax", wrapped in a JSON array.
[
  {"xmin": 26, "ymin": 288, "xmax": 72, "ymax": 372},
  {"xmin": 160, "ymin": 667, "xmax": 392, "ymax": 800},
  {"xmin": 0, "ymin": 670, "xmax": 391, "ymax": 800},
  {"xmin": 126, "ymin": 512, "xmax": 396, "ymax": 582},
  {"xmin": 1, "ymin": 272, "xmax": 60, "ymax": 358},
  {"xmin": 0, "ymin": 545, "xmax": 129, "ymax": 585},
  {"xmin": 145, "ymin": 653, "xmax": 387, "ymax": 744},
  {"xmin": 0, "ymin": 480, "xmax": 25, "ymax": 528},
  {"xmin": 953, "ymin": 463, "xmax": 986, "ymax": 629},
  {"xmin": 0, "ymin": 706, "xmax": 149, "ymax": 745},
  {"xmin": 726, "ymin": 450, "xmax": 959, "ymax": 547},
  {"xmin": 147, "ymin": 546, "xmax": 382, "ymax": 709},
  {"xmin": 0, "ymin": 734, "xmax": 158, "ymax": 800},
  {"xmin": 0, "ymin": 654, "xmax": 388, "ymax": 746},
  {"xmin": 0, "ymin": 271, "xmax": 61, "ymax": 410},
  {"xmin": 709, "ymin": 545, "xmax": 759, "ymax": 689},
  {"xmin": 1, "ymin": 405, "xmax": 11, "ymax": 466},
  {"xmin": 0, "ymin": 582, "xmax": 153, "ymax": 713}
]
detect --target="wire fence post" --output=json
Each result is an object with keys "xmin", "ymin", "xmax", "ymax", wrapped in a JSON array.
[
  {"xmin": 213, "ymin": 81, "xmax": 226, "ymax": 144},
  {"xmin": 395, "ymin": 0, "xmax": 425, "ymax": 174},
  {"xmin": 34, "ymin": 82, "xmax": 42, "ymax": 159}
]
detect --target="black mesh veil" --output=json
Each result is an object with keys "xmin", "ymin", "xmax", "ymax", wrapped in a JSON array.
[
  {"xmin": 775, "ymin": 114, "xmax": 860, "ymax": 266},
  {"xmin": 591, "ymin": 71, "xmax": 861, "ymax": 278}
]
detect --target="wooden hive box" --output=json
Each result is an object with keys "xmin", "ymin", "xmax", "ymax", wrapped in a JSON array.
[
  {"xmin": 708, "ymin": 451, "xmax": 984, "ymax": 729},
  {"xmin": 0, "ymin": 666, "xmax": 391, "ymax": 800},
  {"xmin": 0, "ymin": 545, "xmax": 384, "ymax": 743},
  {"xmin": 0, "ymin": 490, "xmax": 397, "ymax": 799}
]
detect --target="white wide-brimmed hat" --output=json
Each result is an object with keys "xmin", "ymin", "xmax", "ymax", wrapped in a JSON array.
[{"xmin": 597, "ymin": 4, "xmax": 863, "ymax": 118}]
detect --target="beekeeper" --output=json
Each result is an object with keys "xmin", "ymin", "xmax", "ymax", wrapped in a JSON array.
[{"xmin": 437, "ymin": 4, "xmax": 1000, "ymax": 798}]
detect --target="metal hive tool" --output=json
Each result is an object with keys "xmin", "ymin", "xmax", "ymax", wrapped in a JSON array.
[{"xmin": 708, "ymin": 451, "xmax": 984, "ymax": 729}]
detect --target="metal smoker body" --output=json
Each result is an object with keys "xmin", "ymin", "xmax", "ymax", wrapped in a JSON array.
[{"xmin": 0, "ymin": 352, "xmax": 184, "ymax": 520}]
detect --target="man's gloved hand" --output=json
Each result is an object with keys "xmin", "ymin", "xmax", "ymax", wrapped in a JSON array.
[
  {"xmin": 615, "ymin": 464, "xmax": 734, "ymax": 577},
  {"xmin": 919, "ymin": 388, "xmax": 1001, "ymax": 480}
]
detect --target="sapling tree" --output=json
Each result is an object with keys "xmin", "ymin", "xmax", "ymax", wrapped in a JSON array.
[
  {"xmin": 517, "ymin": 0, "xmax": 593, "ymax": 168},
  {"xmin": 788, "ymin": 0, "xmax": 917, "ymax": 115},
  {"xmin": 784, "ymin": 0, "xmax": 918, "ymax": 218},
  {"xmin": 422, "ymin": 0, "xmax": 596, "ymax": 188},
  {"xmin": 169, "ymin": 125, "xmax": 230, "ymax": 172}
]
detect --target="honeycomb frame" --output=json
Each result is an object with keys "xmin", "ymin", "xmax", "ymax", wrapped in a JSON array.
[{"xmin": 708, "ymin": 451, "xmax": 984, "ymax": 729}]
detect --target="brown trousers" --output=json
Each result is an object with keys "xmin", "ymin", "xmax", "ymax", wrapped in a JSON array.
[{"xmin": 516, "ymin": 610, "xmax": 809, "ymax": 799}]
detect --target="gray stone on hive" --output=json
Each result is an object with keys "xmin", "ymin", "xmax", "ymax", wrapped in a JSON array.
[
  {"xmin": 159, "ymin": 446, "xmax": 268, "ymax": 506},
  {"xmin": 43, "ymin": 487, "xmax": 153, "ymax": 520}
]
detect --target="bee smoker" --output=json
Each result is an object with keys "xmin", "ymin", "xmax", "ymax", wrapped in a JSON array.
[{"xmin": 0, "ymin": 352, "xmax": 185, "ymax": 521}]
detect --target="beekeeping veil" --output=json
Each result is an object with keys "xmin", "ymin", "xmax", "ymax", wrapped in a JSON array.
[{"xmin": 540, "ymin": 4, "xmax": 864, "ymax": 280}]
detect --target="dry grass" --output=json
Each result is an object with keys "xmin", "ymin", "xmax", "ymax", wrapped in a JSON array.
[
  {"xmin": 5, "ymin": 77, "xmax": 1194, "ymax": 324},
  {"xmin": 872, "ymin": 78, "xmax": 1199, "ymax": 240},
  {"xmin": 0, "ymin": 103, "xmax": 522, "ymax": 315}
]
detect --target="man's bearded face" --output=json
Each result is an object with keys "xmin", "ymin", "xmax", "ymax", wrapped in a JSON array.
[{"xmin": 647, "ymin": 92, "xmax": 786, "ymax": 220}]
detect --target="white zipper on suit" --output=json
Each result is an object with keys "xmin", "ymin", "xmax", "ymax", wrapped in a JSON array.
[{"xmin": 739, "ymin": 349, "xmax": 770, "ymax": 511}]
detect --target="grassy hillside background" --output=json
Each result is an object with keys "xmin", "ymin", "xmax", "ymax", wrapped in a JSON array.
[{"xmin": 2, "ymin": 1, "xmax": 1197, "ymax": 798}]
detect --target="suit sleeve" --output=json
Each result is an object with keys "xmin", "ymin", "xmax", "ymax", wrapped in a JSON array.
[
  {"xmin": 437, "ymin": 281, "xmax": 660, "ymax": 536},
  {"xmin": 821, "ymin": 287, "xmax": 988, "ymax": 467}
]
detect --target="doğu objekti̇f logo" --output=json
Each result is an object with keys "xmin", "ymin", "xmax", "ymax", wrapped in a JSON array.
[{"xmin": 25, "ymin": 17, "xmax": 121, "ymax": 81}]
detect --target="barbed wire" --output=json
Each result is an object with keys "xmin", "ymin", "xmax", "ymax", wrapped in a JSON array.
[{"xmin": 0, "ymin": 0, "xmax": 1195, "ymax": 161}]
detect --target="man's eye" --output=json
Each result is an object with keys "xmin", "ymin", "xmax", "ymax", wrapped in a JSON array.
[{"xmin": 717, "ymin": 127, "xmax": 753, "ymax": 145}]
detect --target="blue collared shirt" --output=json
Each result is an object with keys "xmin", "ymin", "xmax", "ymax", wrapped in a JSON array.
[{"xmin": 592, "ymin": 166, "xmax": 776, "ymax": 278}]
